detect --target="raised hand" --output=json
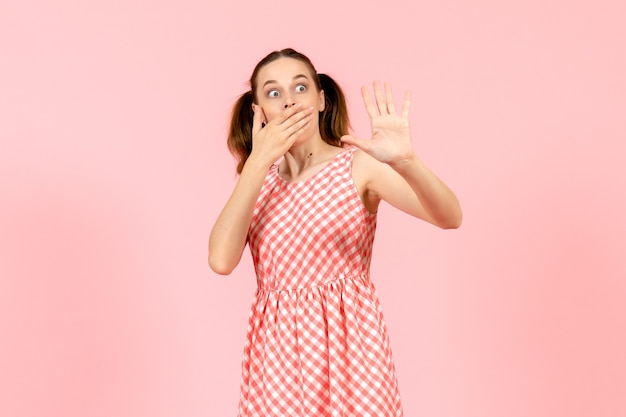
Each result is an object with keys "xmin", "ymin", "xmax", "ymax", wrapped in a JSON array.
[
  {"xmin": 249, "ymin": 103, "xmax": 314, "ymax": 167},
  {"xmin": 341, "ymin": 81, "xmax": 414, "ymax": 165}
]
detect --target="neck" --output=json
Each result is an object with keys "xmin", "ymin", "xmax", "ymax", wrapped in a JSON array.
[{"xmin": 281, "ymin": 139, "xmax": 341, "ymax": 180}]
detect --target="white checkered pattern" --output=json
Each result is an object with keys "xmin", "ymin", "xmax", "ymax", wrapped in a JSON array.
[{"xmin": 239, "ymin": 148, "xmax": 403, "ymax": 417}]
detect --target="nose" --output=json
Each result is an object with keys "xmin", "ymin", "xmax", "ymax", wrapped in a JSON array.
[{"xmin": 283, "ymin": 93, "xmax": 296, "ymax": 109}]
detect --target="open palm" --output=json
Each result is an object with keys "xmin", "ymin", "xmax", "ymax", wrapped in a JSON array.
[{"xmin": 341, "ymin": 81, "xmax": 414, "ymax": 164}]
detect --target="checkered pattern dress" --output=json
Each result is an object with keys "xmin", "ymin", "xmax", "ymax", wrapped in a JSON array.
[{"xmin": 239, "ymin": 147, "xmax": 403, "ymax": 417}]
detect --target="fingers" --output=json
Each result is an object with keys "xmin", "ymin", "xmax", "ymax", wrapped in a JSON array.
[
  {"xmin": 276, "ymin": 103, "xmax": 308, "ymax": 126},
  {"xmin": 277, "ymin": 105, "xmax": 314, "ymax": 141},
  {"xmin": 373, "ymin": 80, "xmax": 388, "ymax": 115},
  {"xmin": 384, "ymin": 83, "xmax": 396, "ymax": 115},
  {"xmin": 361, "ymin": 85, "xmax": 378, "ymax": 119},
  {"xmin": 254, "ymin": 104, "xmax": 313, "ymax": 133},
  {"xmin": 401, "ymin": 91, "xmax": 411, "ymax": 119},
  {"xmin": 362, "ymin": 81, "xmax": 391, "ymax": 116},
  {"xmin": 252, "ymin": 104, "xmax": 263, "ymax": 135},
  {"xmin": 283, "ymin": 109, "xmax": 313, "ymax": 140},
  {"xmin": 254, "ymin": 103, "xmax": 314, "ymax": 145},
  {"xmin": 361, "ymin": 81, "xmax": 409, "ymax": 118}
]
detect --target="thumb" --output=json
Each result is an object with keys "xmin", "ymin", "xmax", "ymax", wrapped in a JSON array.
[
  {"xmin": 341, "ymin": 134, "xmax": 370, "ymax": 151},
  {"xmin": 252, "ymin": 104, "xmax": 263, "ymax": 136}
]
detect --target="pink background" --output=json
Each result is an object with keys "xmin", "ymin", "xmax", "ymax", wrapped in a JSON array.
[{"xmin": 1, "ymin": 1, "xmax": 625, "ymax": 416}]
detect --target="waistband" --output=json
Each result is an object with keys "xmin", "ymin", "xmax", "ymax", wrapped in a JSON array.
[{"xmin": 257, "ymin": 273, "xmax": 370, "ymax": 293}]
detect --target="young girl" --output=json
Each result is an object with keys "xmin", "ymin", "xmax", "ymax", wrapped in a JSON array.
[{"xmin": 209, "ymin": 48, "xmax": 462, "ymax": 417}]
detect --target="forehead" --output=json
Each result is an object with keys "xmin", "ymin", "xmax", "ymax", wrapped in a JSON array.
[{"xmin": 256, "ymin": 57, "xmax": 315, "ymax": 84}]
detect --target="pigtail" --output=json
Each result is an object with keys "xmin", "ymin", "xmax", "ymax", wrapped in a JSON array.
[
  {"xmin": 227, "ymin": 90, "xmax": 254, "ymax": 174},
  {"xmin": 318, "ymin": 73, "xmax": 350, "ymax": 146}
]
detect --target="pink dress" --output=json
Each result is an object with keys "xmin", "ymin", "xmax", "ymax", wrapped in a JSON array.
[{"xmin": 238, "ymin": 147, "xmax": 403, "ymax": 417}]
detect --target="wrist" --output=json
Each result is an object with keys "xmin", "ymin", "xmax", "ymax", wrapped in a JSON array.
[
  {"xmin": 242, "ymin": 153, "xmax": 273, "ymax": 175},
  {"xmin": 388, "ymin": 153, "xmax": 418, "ymax": 171}
]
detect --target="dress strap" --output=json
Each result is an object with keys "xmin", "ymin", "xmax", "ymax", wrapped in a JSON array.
[{"xmin": 337, "ymin": 146, "xmax": 358, "ymax": 173}]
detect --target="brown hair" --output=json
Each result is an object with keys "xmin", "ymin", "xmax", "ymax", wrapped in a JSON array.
[{"xmin": 227, "ymin": 48, "xmax": 351, "ymax": 174}]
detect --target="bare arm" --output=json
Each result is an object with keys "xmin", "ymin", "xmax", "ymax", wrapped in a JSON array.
[
  {"xmin": 208, "ymin": 103, "xmax": 314, "ymax": 274},
  {"xmin": 208, "ymin": 159, "xmax": 270, "ymax": 274},
  {"xmin": 343, "ymin": 81, "xmax": 462, "ymax": 229},
  {"xmin": 353, "ymin": 151, "xmax": 462, "ymax": 228}
]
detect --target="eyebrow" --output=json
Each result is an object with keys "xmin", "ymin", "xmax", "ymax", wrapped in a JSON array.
[{"xmin": 262, "ymin": 74, "xmax": 309, "ymax": 88}]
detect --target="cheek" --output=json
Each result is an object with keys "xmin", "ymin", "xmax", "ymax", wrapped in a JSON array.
[{"xmin": 262, "ymin": 107, "xmax": 281, "ymax": 123}]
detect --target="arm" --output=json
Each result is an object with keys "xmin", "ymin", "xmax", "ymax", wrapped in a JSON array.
[
  {"xmin": 208, "ymin": 103, "xmax": 314, "ymax": 274},
  {"xmin": 342, "ymin": 81, "xmax": 462, "ymax": 229},
  {"xmin": 208, "ymin": 159, "xmax": 270, "ymax": 275}
]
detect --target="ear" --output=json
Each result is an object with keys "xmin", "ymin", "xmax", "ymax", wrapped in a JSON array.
[{"xmin": 319, "ymin": 89, "xmax": 325, "ymax": 112}]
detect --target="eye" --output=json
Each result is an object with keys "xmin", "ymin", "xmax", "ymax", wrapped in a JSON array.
[
  {"xmin": 267, "ymin": 89, "xmax": 279, "ymax": 98},
  {"xmin": 295, "ymin": 84, "xmax": 306, "ymax": 93}
]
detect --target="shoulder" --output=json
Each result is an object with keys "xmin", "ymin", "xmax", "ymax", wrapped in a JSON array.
[
  {"xmin": 351, "ymin": 148, "xmax": 419, "ymax": 209},
  {"xmin": 351, "ymin": 148, "xmax": 389, "ymax": 187},
  {"xmin": 349, "ymin": 148, "xmax": 393, "ymax": 212}
]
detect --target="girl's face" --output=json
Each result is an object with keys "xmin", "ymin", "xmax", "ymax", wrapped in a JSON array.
[{"xmin": 254, "ymin": 57, "xmax": 325, "ymax": 124}]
